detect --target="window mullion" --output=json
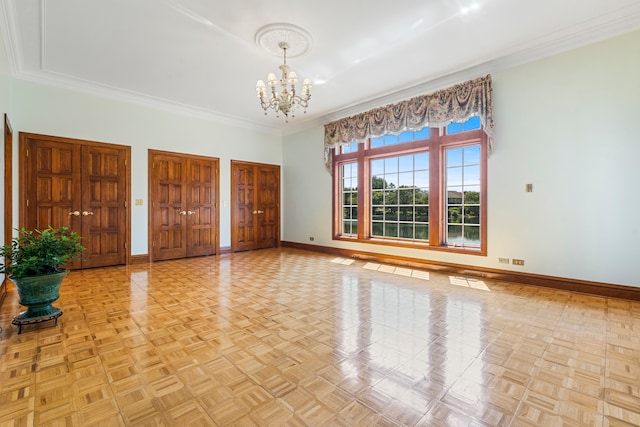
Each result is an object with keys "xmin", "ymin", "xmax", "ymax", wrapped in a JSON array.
[
  {"xmin": 357, "ymin": 141, "xmax": 367, "ymax": 240},
  {"xmin": 428, "ymin": 134, "xmax": 441, "ymax": 246}
]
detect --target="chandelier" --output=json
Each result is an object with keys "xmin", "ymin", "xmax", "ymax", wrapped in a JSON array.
[{"xmin": 254, "ymin": 24, "xmax": 313, "ymax": 121}]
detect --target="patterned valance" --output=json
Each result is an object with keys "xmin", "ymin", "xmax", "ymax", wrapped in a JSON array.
[{"xmin": 323, "ymin": 75, "xmax": 495, "ymax": 172}]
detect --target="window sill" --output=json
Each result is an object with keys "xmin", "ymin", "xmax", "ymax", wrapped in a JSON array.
[{"xmin": 333, "ymin": 235, "xmax": 486, "ymax": 256}]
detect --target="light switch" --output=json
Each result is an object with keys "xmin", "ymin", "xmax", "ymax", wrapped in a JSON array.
[
  {"xmin": 526, "ymin": 183, "xmax": 533, "ymax": 192},
  {"xmin": 135, "ymin": 199, "xmax": 144, "ymax": 206}
]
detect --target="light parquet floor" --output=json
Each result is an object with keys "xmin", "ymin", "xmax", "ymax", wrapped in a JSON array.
[{"xmin": 0, "ymin": 248, "xmax": 639, "ymax": 426}]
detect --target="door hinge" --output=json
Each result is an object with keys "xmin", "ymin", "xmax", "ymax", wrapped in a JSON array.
[
  {"xmin": 124, "ymin": 201, "xmax": 127, "ymax": 208},
  {"xmin": 26, "ymin": 199, "xmax": 29, "ymax": 207},
  {"xmin": 26, "ymin": 148, "xmax": 29, "ymax": 157},
  {"xmin": 124, "ymin": 159, "xmax": 127, "ymax": 166},
  {"xmin": 124, "ymin": 242, "xmax": 127, "ymax": 249},
  {"xmin": 152, "ymin": 241, "xmax": 155, "ymax": 247}
]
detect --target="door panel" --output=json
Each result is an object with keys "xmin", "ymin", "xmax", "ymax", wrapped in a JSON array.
[
  {"xmin": 257, "ymin": 166, "xmax": 280, "ymax": 249},
  {"xmin": 21, "ymin": 133, "xmax": 130, "ymax": 270},
  {"xmin": 28, "ymin": 140, "xmax": 82, "ymax": 232},
  {"xmin": 81, "ymin": 145, "xmax": 126, "ymax": 268},
  {"xmin": 231, "ymin": 161, "xmax": 280, "ymax": 252},
  {"xmin": 149, "ymin": 150, "xmax": 219, "ymax": 261},
  {"xmin": 152, "ymin": 155, "xmax": 187, "ymax": 260},
  {"xmin": 187, "ymin": 158, "xmax": 216, "ymax": 257},
  {"xmin": 232, "ymin": 163, "xmax": 257, "ymax": 252}
]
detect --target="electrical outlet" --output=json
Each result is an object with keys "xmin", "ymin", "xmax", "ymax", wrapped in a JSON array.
[
  {"xmin": 309, "ymin": 237, "xmax": 315, "ymax": 241},
  {"xmin": 512, "ymin": 259, "xmax": 525, "ymax": 266},
  {"xmin": 526, "ymin": 183, "xmax": 533, "ymax": 192},
  {"xmin": 135, "ymin": 199, "xmax": 143, "ymax": 206},
  {"xmin": 498, "ymin": 257, "xmax": 509, "ymax": 264}
]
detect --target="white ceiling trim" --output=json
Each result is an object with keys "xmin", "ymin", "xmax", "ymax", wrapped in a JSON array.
[
  {"xmin": 283, "ymin": 9, "xmax": 640, "ymax": 136},
  {"xmin": 2, "ymin": 1, "xmax": 640, "ymax": 139}
]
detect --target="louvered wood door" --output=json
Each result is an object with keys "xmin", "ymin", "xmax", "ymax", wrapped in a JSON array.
[
  {"xmin": 231, "ymin": 161, "xmax": 280, "ymax": 252},
  {"xmin": 149, "ymin": 150, "xmax": 218, "ymax": 261},
  {"xmin": 22, "ymin": 133, "xmax": 129, "ymax": 269}
]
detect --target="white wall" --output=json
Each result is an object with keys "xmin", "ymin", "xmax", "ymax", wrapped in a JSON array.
[
  {"xmin": 10, "ymin": 81, "xmax": 282, "ymax": 254},
  {"xmin": 282, "ymin": 29, "xmax": 640, "ymax": 288}
]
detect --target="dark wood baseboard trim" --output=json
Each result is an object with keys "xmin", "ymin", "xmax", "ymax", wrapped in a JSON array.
[
  {"xmin": 281, "ymin": 241, "xmax": 640, "ymax": 301},
  {"xmin": 130, "ymin": 254, "xmax": 150, "ymax": 264}
]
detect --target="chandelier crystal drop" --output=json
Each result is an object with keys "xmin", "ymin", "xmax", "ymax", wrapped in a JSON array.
[{"xmin": 256, "ymin": 42, "xmax": 312, "ymax": 121}]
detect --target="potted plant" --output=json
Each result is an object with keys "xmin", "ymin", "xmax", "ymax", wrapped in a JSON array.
[{"xmin": 0, "ymin": 226, "xmax": 85, "ymax": 329}]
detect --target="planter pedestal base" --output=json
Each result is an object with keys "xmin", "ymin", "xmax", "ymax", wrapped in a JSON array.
[{"xmin": 12, "ymin": 308, "xmax": 63, "ymax": 334}]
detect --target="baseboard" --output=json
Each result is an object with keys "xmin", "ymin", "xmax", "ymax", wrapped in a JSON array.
[
  {"xmin": 219, "ymin": 246, "xmax": 232, "ymax": 254},
  {"xmin": 129, "ymin": 254, "xmax": 149, "ymax": 264},
  {"xmin": 281, "ymin": 241, "xmax": 640, "ymax": 301}
]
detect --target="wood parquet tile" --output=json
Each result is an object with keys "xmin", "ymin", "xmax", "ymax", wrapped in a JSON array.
[{"xmin": 1, "ymin": 248, "xmax": 640, "ymax": 426}]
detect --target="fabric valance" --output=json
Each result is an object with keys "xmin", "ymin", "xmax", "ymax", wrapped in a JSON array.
[{"xmin": 323, "ymin": 74, "xmax": 495, "ymax": 172}]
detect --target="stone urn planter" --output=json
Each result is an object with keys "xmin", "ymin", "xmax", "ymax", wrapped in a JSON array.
[{"xmin": 0, "ymin": 227, "xmax": 84, "ymax": 333}]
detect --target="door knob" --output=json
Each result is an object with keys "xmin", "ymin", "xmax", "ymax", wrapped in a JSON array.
[
  {"xmin": 252, "ymin": 210, "xmax": 258, "ymax": 214},
  {"xmin": 187, "ymin": 210, "xmax": 195, "ymax": 215},
  {"xmin": 82, "ymin": 211, "xmax": 94, "ymax": 216},
  {"xmin": 179, "ymin": 210, "xmax": 187, "ymax": 215},
  {"xmin": 257, "ymin": 210, "xmax": 264, "ymax": 214},
  {"xmin": 68, "ymin": 211, "xmax": 80, "ymax": 216}
]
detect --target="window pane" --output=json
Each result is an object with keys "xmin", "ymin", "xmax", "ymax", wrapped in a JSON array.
[
  {"xmin": 398, "ymin": 189, "xmax": 414, "ymax": 205},
  {"xmin": 415, "ymin": 206, "xmax": 429, "ymax": 222},
  {"xmin": 464, "ymin": 188, "xmax": 480, "ymax": 204},
  {"xmin": 464, "ymin": 145, "xmax": 480, "ymax": 164},
  {"xmin": 384, "ymin": 223, "xmax": 398, "ymax": 237},
  {"xmin": 464, "ymin": 165, "xmax": 480, "ymax": 185},
  {"xmin": 415, "ymin": 189, "xmax": 429, "ymax": 205},
  {"xmin": 399, "ymin": 206, "xmax": 413, "ymax": 221},
  {"xmin": 398, "ymin": 131, "xmax": 413, "ymax": 143},
  {"xmin": 372, "ymin": 221, "xmax": 383, "ymax": 236},
  {"xmin": 371, "ymin": 159, "xmax": 384, "ymax": 176},
  {"xmin": 444, "ymin": 143, "xmax": 482, "ymax": 247},
  {"xmin": 464, "ymin": 116, "xmax": 481, "ymax": 131},
  {"xmin": 448, "ymin": 207, "xmax": 462, "ymax": 224},
  {"xmin": 399, "ymin": 155, "xmax": 413, "ymax": 172},
  {"xmin": 447, "ymin": 167, "xmax": 463, "ymax": 186},
  {"xmin": 447, "ymin": 122, "xmax": 463, "ymax": 134},
  {"xmin": 414, "ymin": 152, "xmax": 429, "ymax": 169},
  {"xmin": 447, "ymin": 225, "xmax": 463, "ymax": 244},
  {"xmin": 372, "ymin": 206, "xmax": 384, "ymax": 221},
  {"xmin": 415, "ymin": 224, "xmax": 428, "ymax": 240},
  {"xmin": 398, "ymin": 172, "xmax": 413, "ymax": 187},
  {"xmin": 414, "ymin": 127, "xmax": 430, "ymax": 140},
  {"xmin": 371, "ymin": 190, "xmax": 384, "ymax": 205},
  {"xmin": 464, "ymin": 225, "xmax": 480, "ymax": 246},
  {"xmin": 447, "ymin": 188, "xmax": 463, "ymax": 204},
  {"xmin": 464, "ymin": 206, "xmax": 479, "ymax": 224},
  {"xmin": 371, "ymin": 137, "xmax": 384, "ymax": 148},
  {"xmin": 384, "ymin": 157, "xmax": 398, "ymax": 173},
  {"xmin": 384, "ymin": 190, "xmax": 398, "ymax": 205},
  {"xmin": 386, "ymin": 206, "xmax": 398, "ymax": 221},
  {"xmin": 399, "ymin": 223, "xmax": 414, "ymax": 239}
]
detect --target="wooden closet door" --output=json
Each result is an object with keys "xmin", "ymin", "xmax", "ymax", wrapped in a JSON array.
[
  {"xmin": 81, "ymin": 145, "xmax": 127, "ymax": 268},
  {"xmin": 21, "ymin": 133, "xmax": 130, "ymax": 269},
  {"xmin": 231, "ymin": 161, "xmax": 280, "ymax": 252},
  {"xmin": 149, "ymin": 150, "xmax": 219, "ymax": 261},
  {"xmin": 186, "ymin": 157, "xmax": 218, "ymax": 257},
  {"xmin": 257, "ymin": 165, "xmax": 280, "ymax": 249},
  {"xmin": 232, "ymin": 162, "xmax": 257, "ymax": 252},
  {"xmin": 150, "ymin": 153, "xmax": 187, "ymax": 261}
]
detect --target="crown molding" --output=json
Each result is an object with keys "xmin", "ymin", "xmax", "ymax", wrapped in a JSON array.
[
  {"xmin": 2, "ymin": 0, "xmax": 640, "ymax": 138},
  {"xmin": 286, "ymin": 7, "xmax": 640, "ymax": 134}
]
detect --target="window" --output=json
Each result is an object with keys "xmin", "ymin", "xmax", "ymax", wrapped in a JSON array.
[{"xmin": 333, "ymin": 117, "xmax": 487, "ymax": 254}]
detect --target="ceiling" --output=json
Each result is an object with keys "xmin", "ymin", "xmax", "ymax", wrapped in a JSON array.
[{"xmin": 1, "ymin": 0, "xmax": 640, "ymax": 135}]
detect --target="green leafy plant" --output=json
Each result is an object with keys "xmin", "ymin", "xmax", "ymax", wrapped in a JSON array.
[{"xmin": 0, "ymin": 226, "xmax": 85, "ymax": 278}]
